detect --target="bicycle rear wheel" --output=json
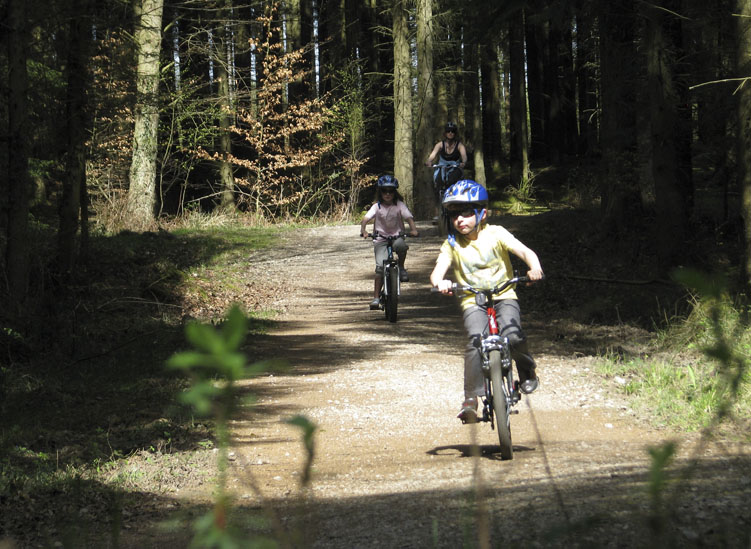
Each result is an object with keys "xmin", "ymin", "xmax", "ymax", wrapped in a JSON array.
[
  {"xmin": 489, "ymin": 349, "xmax": 513, "ymax": 459},
  {"xmin": 385, "ymin": 265, "xmax": 398, "ymax": 323}
]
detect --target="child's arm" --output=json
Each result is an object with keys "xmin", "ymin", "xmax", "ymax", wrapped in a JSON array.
[
  {"xmin": 360, "ymin": 211, "xmax": 374, "ymax": 238},
  {"xmin": 509, "ymin": 241, "xmax": 544, "ymax": 281},
  {"xmin": 430, "ymin": 254, "xmax": 454, "ymax": 293},
  {"xmin": 405, "ymin": 217, "xmax": 419, "ymax": 237}
]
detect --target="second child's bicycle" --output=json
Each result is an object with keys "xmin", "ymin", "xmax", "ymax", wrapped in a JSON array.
[
  {"xmin": 369, "ymin": 231, "xmax": 405, "ymax": 323},
  {"xmin": 433, "ymin": 275, "xmax": 532, "ymax": 459}
]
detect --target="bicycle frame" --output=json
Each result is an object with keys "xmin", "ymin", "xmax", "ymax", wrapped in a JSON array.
[
  {"xmin": 369, "ymin": 231, "xmax": 403, "ymax": 322},
  {"xmin": 434, "ymin": 275, "xmax": 529, "ymax": 459}
]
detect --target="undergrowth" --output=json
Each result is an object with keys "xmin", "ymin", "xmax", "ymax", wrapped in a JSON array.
[{"xmin": 597, "ymin": 269, "xmax": 751, "ymax": 435}]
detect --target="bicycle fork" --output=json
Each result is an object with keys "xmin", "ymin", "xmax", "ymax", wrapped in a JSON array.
[{"xmin": 479, "ymin": 306, "xmax": 519, "ymax": 425}]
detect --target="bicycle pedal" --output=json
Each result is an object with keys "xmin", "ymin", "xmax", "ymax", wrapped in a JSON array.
[{"xmin": 510, "ymin": 410, "xmax": 519, "ymax": 415}]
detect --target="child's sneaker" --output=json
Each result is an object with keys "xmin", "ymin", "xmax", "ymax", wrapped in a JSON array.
[
  {"xmin": 400, "ymin": 269, "xmax": 409, "ymax": 282},
  {"xmin": 456, "ymin": 398, "xmax": 478, "ymax": 424},
  {"xmin": 369, "ymin": 298, "xmax": 380, "ymax": 310}
]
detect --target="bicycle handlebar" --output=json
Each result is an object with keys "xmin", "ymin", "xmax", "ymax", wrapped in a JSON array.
[
  {"xmin": 430, "ymin": 275, "xmax": 539, "ymax": 295},
  {"xmin": 365, "ymin": 231, "xmax": 413, "ymax": 241},
  {"xmin": 427, "ymin": 161, "xmax": 462, "ymax": 168}
]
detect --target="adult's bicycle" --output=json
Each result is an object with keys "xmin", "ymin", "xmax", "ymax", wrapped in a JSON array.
[
  {"xmin": 428, "ymin": 161, "xmax": 463, "ymax": 235},
  {"xmin": 433, "ymin": 275, "xmax": 532, "ymax": 459},
  {"xmin": 368, "ymin": 231, "xmax": 405, "ymax": 323}
]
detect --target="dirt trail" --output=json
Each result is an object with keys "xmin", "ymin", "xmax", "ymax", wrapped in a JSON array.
[{"xmin": 215, "ymin": 219, "xmax": 751, "ymax": 548}]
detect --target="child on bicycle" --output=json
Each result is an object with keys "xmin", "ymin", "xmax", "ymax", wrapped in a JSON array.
[
  {"xmin": 360, "ymin": 175, "xmax": 419, "ymax": 310},
  {"xmin": 429, "ymin": 179, "xmax": 544, "ymax": 423}
]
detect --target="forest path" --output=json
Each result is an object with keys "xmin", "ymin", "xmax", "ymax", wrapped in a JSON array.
[{"xmin": 218, "ymin": 218, "xmax": 750, "ymax": 547}]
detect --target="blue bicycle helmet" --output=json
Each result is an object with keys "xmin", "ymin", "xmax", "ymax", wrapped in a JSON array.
[
  {"xmin": 442, "ymin": 180, "xmax": 488, "ymax": 246},
  {"xmin": 377, "ymin": 174, "xmax": 399, "ymax": 189},
  {"xmin": 442, "ymin": 179, "xmax": 488, "ymax": 206}
]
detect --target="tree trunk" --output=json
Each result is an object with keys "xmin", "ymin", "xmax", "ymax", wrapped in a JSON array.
[
  {"xmin": 508, "ymin": 10, "xmax": 529, "ymax": 186},
  {"xmin": 127, "ymin": 0, "xmax": 164, "ymax": 230},
  {"xmin": 5, "ymin": 0, "xmax": 31, "ymax": 305},
  {"xmin": 525, "ymin": 10, "xmax": 547, "ymax": 161},
  {"xmin": 599, "ymin": 0, "xmax": 640, "ymax": 235},
  {"xmin": 645, "ymin": 1, "xmax": 689, "ymax": 270},
  {"xmin": 738, "ymin": 0, "xmax": 751, "ymax": 286},
  {"xmin": 215, "ymin": 0, "xmax": 236, "ymax": 211},
  {"xmin": 480, "ymin": 41, "xmax": 503, "ymax": 183},
  {"xmin": 575, "ymin": 0, "xmax": 597, "ymax": 156},
  {"xmin": 415, "ymin": 0, "xmax": 436, "ymax": 218},
  {"xmin": 464, "ymin": 40, "xmax": 486, "ymax": 187},
  {"xmin": 392, "ymin": 0, "xmax": 414, "ymax": 208},
  {"xmin": 59, "ymin": 0, "xmax": 93, "ymax": 273}
]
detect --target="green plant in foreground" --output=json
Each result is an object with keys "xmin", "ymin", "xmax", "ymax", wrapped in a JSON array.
[{"xmin": 167, "ymin": 304, "xmax": 292, "ymax": 548}]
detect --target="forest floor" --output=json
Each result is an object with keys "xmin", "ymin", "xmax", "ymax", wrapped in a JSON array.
[{"xmin": 3, "ymin": 206, "xmax": 751, "ymax": 548}]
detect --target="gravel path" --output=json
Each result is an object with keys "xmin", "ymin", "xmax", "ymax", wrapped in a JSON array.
[{"xmin": 220, "ymin": 220, "xmax": 751, "ymax": 548}]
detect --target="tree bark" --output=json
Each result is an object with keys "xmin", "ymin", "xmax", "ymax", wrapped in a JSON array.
[
  {"xmin": 738, "ymin": 0, "xmax": 751, "ymax": 286},
  {"xmin": 59, "ymin": 0, "xmax": 93, "ymax": 273},
  {"xmin": 392, "ymin": 0, "xmax": 414, "ymax": 208},
  {"xmin": 599, "ymin": 0, "xmax": 640, "ymax": 235},
  {"xmin": 645, "ymin": 1, "xmax": 689, "ymax": 270},
  {"xmin": 464, "ymin": 40, "xmax": 486, "ymax": 187},
  {"xmin": 215, "ymin": 0, "xmax": 236, "ymax": 211},
  {"xmin": 509, "ymin": 9, "xmax": 529, "ymax": 186},
  {"xmin": 127, "ymin": 0, "xmax": 164, "ymax": 230},
  {"xmin": 480, "ymin": 41, "xmax": 504, "ymax": 182},
  {"xmin": 5, "ymin": 0, "xmax": 31, "ymax": 305},
  {"xmin": 415, "ymin": 0, "xmax": 436, "ymax": 218}
]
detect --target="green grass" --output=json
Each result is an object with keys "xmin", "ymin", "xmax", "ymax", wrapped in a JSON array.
[
  {"xmin": 596, "ymin": 289, "xmax": 751, "ymax": 434},
  {"xmin": 0, "ymin": 221, "xmax": 288, "ymax": 546}
]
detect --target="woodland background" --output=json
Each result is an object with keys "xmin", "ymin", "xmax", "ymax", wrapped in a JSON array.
[
  {"xmin": 3, "ymin": 1, "xmax": 751, "ymax": 545},
  {"xmin": 2, "ymin": 0, "xmax": 751, "ymax": 309}
]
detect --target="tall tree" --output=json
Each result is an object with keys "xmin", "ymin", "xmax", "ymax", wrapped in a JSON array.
[
  {"xmin": 213, "ymin": 0, "xmax": 236, "ymax": 211},
  {"xmin": 525, "ymin": 9, "xmax": 547, "ymax": 161},
  {"xmin": 738, "ymin": 0, "xmax": 751, "ymax": 286},
  {"xmin": 126, "ymin": 0, "xmax": 165, "ymax": 230},
  {"xmin": 464, "ymin": 40, "xmax": 486, "ymax": 187},
  {"xmin": 599, "ymin": 0, "xmax": 640, "ymax": 235},
  {"xmin": 59, "ymin": 0, "xmax": 94, "ymax": 272},
  {"xmin": 5, "ymin": 0, "xmax": 31, "ymax": 305},
  {"xmin": 480, "ymin": 41, "xmax": 504, "ymax": 182},
  {"xmin": 392, "ymin": 0, "xmax": 413, "ymax": 207},
  {"xmin": 644, "ymin": 1, "xmax": 690, "ymax": 269},
  {"xmin": 575, "ymin": 0, "xmax": 597, "ymax": 156},
  {"xmin": 415, "ymin": 0, "xmax": 436, "ymax": 218},
  {"xmin": 508, "ymin": 8, "xmax": 529, "ymax": 186}
]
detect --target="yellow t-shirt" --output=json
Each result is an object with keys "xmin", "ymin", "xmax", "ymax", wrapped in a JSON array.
[{"xmin": 437, "ymin": 224, "xmax": 520, "ymax": 310}]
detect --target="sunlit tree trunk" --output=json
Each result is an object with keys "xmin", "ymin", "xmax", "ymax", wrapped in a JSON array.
[
  {"xmin": 464, "ymin": 40, "xmax": 486, "ymax": 187},
  {"xmin": 127, "ymin": 0, "xmax": 164, "ymax": 230},
  {"xmin": 738, "ymin": 0, "xmax": 751, "ymax": 286},
  {"xmin": 525, "ymin": 8, "xmax": 547, "ymax": 161},
  {"xmin": 509, "ymin": 9, "xmax": 529, "ymax": 186},
  {"xmin": 481, "ymin": 41, "xmax": 504, "ymax": 183},
  {"xmin": 5, "ymin": 0, "xmax": 31, "ymax": 305},
  {"xmin": 415, "ymin": 0, "xmax": 435, "ymax": 218},
  {"xmin": 215, "ymin": 0, "xmax": 236, "ymax": 211},
  {"xmin": 392, "ymin": 0, "xmax": 413, "ymax": 207}
]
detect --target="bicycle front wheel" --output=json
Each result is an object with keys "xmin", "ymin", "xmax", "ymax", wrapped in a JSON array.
[
  {"xmin": 489, "ymin": 349, "xmax": 513, "ymax": 459},
  {"xmin": 385, "ymin": 266, "xmax": 398, "ymax": 323}
]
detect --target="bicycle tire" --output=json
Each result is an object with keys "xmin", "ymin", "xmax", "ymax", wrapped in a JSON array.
[
  {"xmin": 489, "ymin": 349, "xmax": 513, "ymax": 459},
  {"xmin": 385, "ymin": 265, "xmax": 398, "ymax": 323}
]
